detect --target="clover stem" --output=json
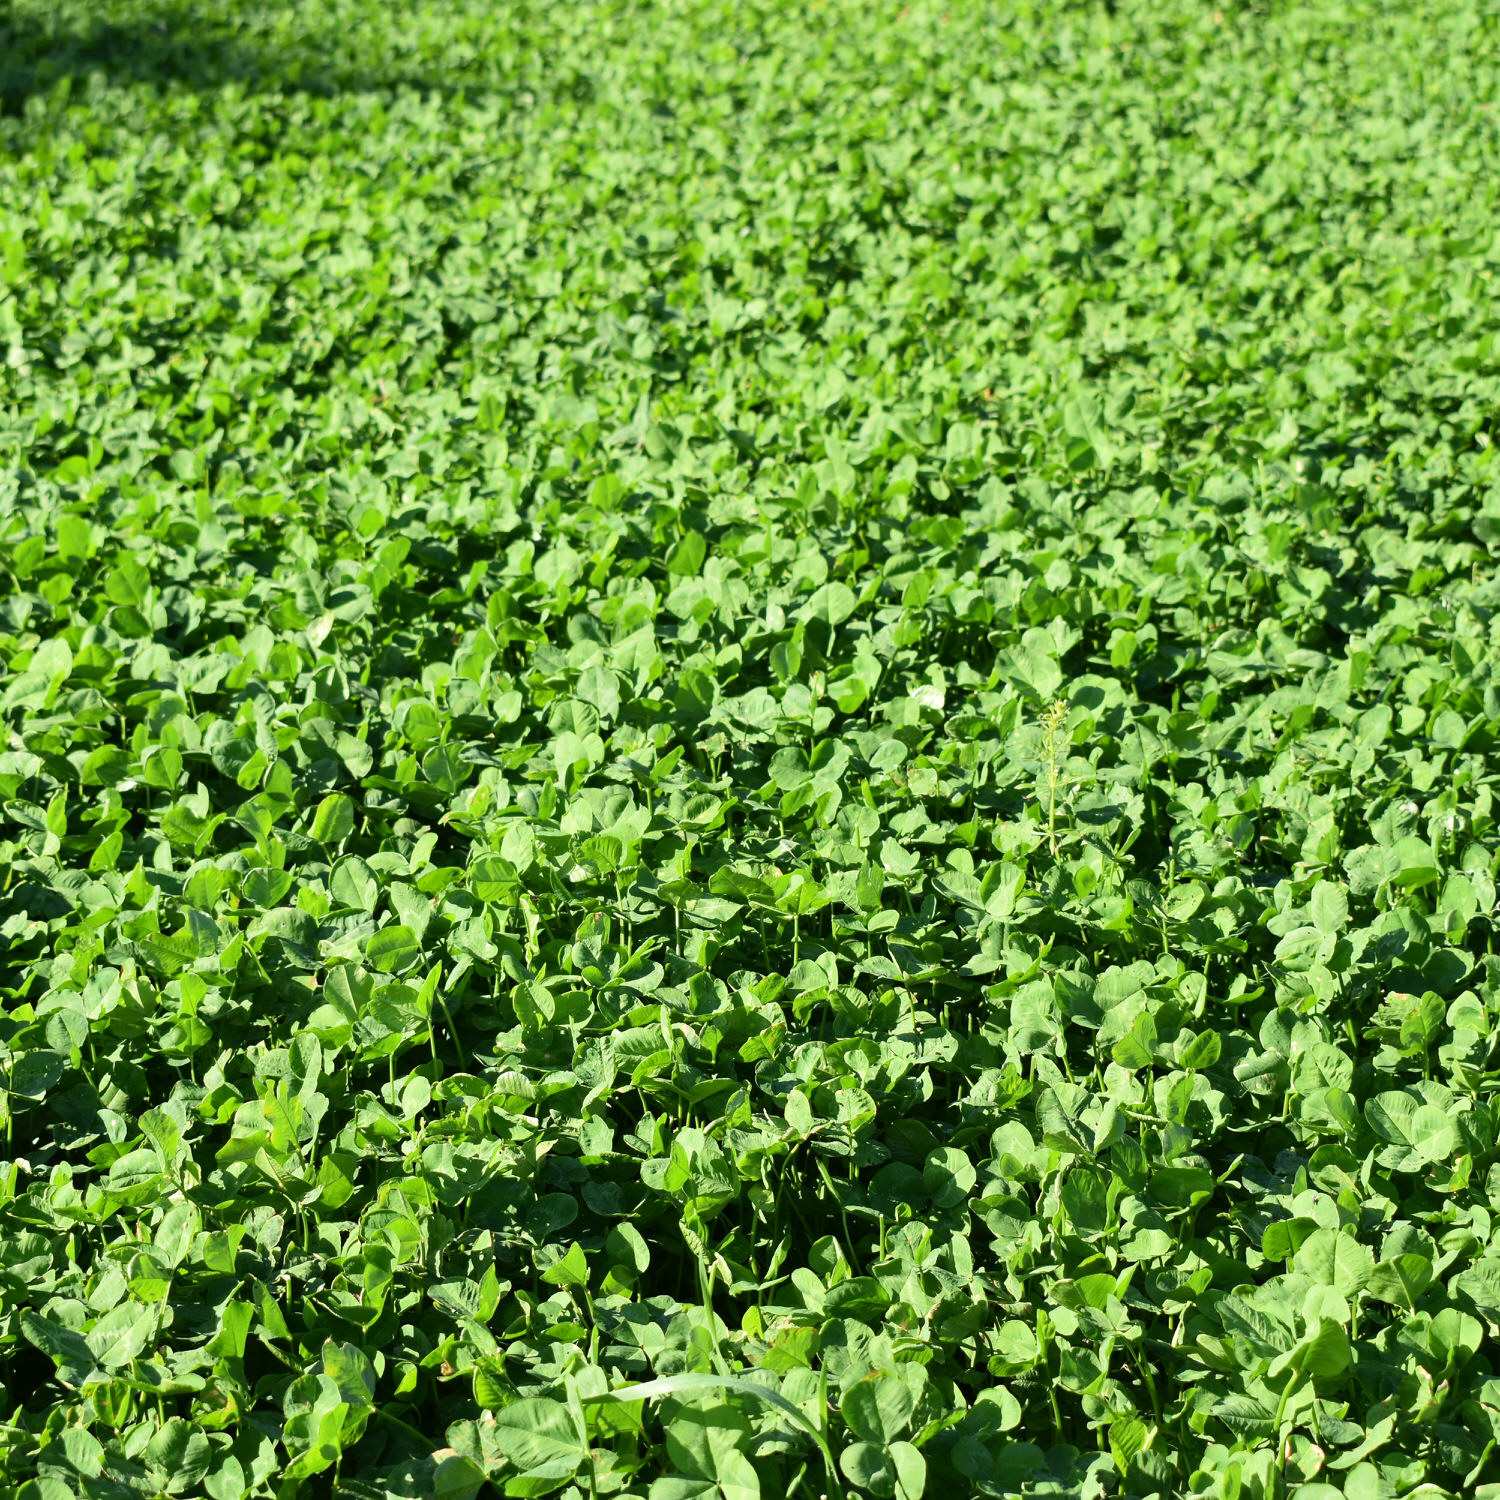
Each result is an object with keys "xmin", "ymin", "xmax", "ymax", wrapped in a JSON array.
[
  {"xmin": 1130, "ymin": 1344, "xmax": 1162, "ymax": 1427},
  {"xmin": 1272, "ymin": 1367, "xmax": 1302, "ymax": 1450},
  {"xmin": 436, "ymin": 990, "xmax": 468, "ymax": 1070}
]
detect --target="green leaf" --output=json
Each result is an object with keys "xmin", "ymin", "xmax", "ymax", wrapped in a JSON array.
[
  {"xmin": 1109, "ymin": 1417, "xmax": 1149, "ymax": 1475},
  {"xmin": 105, "ymin": 559, "xmax": 151, "ymax": 607},
  {"xmin": 144, "ymin": 1418, "xmax": 213, "ymax": 1492},
  {"xmin": 841, "ymin": 1371, "xmax": 916, "ymax": 1444},
  {"xmin": 585, "ymin": 1374, "xmax": 838, "ymax": 1490},
  {"xmin": 1179, "ymin": 1028, "xmax": 1221, "ymax": 1069},
  {"xmin": 1262, "ymin": 1218, "xmax": 1319, "ymax": 1263},
  {"xmin": 1366, "ymin": 1254, "xmax": 1434, "ymax": 1308},
  {"xmin": 311, "ymin": 793, "xmax": 355, "ymax": 845},
  {"xmin": 1290, "ymin": 1319, "xmax": 1351, "ymax": 1380},
  {"xmin": 840, "ymin": 1442, "xmax": 894, "ymax": 1495},
  {"xmin": 487, "ymin": 1398, "xmax": 586, "ymax": 1476},
  {"xmin": 1292, "ymin": 1229, "xmax": 1373, "ymax": 1296},
  {"xmin": 469, "ymin": 854, "xmax": 519, "ymax": 902},
  {"xmin": 365, "ymin": 924, "xmax": 421, "ymax": 973},
  {"xmin": 330, "ymin": 855, "xmax": 379, "ymax": 912},
  {"xmin": 538, "ymin": 1241, "xmax": 589, "ymax": 1288},
  {"xmin": 801, "ymin": 582, "xmax": 857, "ymax": 627},
  {"xmin": 667, "ymin": 530, "xmax": 707, "ymax": 576},
  {"xmin": 57, "ymin": 514, "xmax": 91, "ymax": 562},
  {"xmin": 1388, "ymin": 835, "xmax": 1439, "ymax": 890},
  {"xmin": 322, "ymin": 1340, "xmax": 376, "ymax": 1407},
  {"xmin": 890, "ymin": 1441, "xmax": 925, "ymax": 1500},
  {"xmin": 21, "ymin": 1313, "xmax": 98, "ymax": 1387}
]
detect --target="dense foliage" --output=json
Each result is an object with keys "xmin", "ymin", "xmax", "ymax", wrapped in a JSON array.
[{"xmin": 2, "ymin": 0, "xmax": 1500, "ymax": 1496}]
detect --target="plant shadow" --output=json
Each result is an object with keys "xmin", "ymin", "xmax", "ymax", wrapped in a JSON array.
[{"xmin": 0, "ymin": 0, "xmax": 487, "ymax": 111}]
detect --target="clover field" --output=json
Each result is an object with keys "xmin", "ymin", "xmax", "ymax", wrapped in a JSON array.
[{"xmin": 2, "ymin": 1, "xmax": 1500, "ymax": 1498}]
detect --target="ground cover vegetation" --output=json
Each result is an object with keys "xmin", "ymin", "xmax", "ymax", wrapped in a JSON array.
[{"xmin": 1, "ymin": 0, "xmax": 1499, "ymax": 1495}]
